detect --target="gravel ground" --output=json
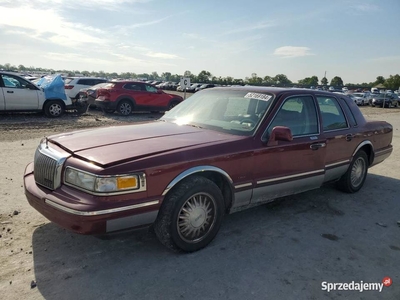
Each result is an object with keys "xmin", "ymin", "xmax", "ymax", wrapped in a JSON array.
[{"xmin": 0, "ymin": 97, "xmax": 399, "ymax": 300}]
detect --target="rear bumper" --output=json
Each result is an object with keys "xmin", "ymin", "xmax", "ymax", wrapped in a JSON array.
[
  {"xmin": 24, "ymin": 162, "xmax": 159, "ymax": 235},
  {"xmin": 95, "ymin": 99, "xmax": 117, "ymax": 110},
  {"xmin": 371, "ymin": 145, "xmax": 393, "ymax": 167}
]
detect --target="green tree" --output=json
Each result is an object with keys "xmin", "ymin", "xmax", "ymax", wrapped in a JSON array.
[
  {"xmin": 374, "ymin": 76, "xmax": 385, "ymax": 85},
  {"xmin": 161, "ymin": 72, "xmax": 172, "ymax": 81},
  {"xmin": 330, "ymin": 76, "xmax": 343, "ymax": 86},
  {"xmin": 321, "ymin": 77, "xmax": 328, "ymax": 85},
  {"xmin": 263, "ymin": 76, "xmax": 275, "ymax": 85},
  {"xmin": 197, "ymin": 70, "xmax": 212, "ymax": 83},
  {"xmin": 384, "ymin": 74, "xmax": 400, "ymax": 91},
  {"xmin": 274, "ymin": 74, "xmax": 292, "ymax": 86},
  {"xmin": 298, "ymin": 76, "xmax": 319, "ymax": 86},
  {"xmin": 247, "ymin": 73, "xmax": 263, "ymax": 85}
]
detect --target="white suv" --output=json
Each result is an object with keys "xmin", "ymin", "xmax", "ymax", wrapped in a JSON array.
[{"xmin": 64, "ymin": 77, "xmax": 108, "ymax": 99}]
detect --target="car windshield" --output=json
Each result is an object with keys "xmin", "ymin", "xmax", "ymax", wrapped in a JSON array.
[{"xmin": 161, "ymin": 89, "xmax": 273, "ymax": 136}]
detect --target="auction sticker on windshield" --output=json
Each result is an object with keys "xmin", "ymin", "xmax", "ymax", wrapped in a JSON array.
[{"xmin": 244, "ymin": 92, "xmax": 272, "ymax": 101}]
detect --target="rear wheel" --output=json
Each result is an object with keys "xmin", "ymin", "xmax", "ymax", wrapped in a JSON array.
[
  {"xmin": 154, "ymin": 176, "xmax": 224, "ymax": 252},
  {"xmin": 168, "ymin": 100, "xmax": 180, "ymax": 110},
  {"xmin": 117, "ymin": 100, "xmax": 133, "ymax": 116},
  {"xmin": 44, "ymin": 101, "xmax": 64, "ymax": 118},
  {"xmin": 336, "ymin": 150, "xmax": 368, "ymax": 193}
]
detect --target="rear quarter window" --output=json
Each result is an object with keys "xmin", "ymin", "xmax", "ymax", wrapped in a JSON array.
[{"xmin": 340, "ymin": 97, "xmax": 357, "ymax": 126}]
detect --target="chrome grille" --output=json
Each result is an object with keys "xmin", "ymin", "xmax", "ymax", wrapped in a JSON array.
[
  {"xmin": 34, "ymin": 149, "xmax": 58, "ymax": 189},
  {"xmin": 33, "ymin": 142, "xmax": 68, "ymax": 190}
]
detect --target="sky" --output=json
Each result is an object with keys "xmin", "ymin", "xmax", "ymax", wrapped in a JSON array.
[{"xmin": 0, "ymin": 0, "xmax": 399, "ymax": 84}]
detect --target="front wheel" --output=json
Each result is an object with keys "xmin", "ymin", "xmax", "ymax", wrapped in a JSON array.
[
  {"xmin": 44, "ymin": 101, "xmax": 64, "ymax": 118},
  {"xmin": 336, "ymin": 150, "xmax": 368, "ymax": 193},
  {"xmin": 154, "ymin": 176, "xmax": 224, "ymax": 252}
]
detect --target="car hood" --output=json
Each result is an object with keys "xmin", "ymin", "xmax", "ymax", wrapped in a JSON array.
[{"xmin": 49, "ymin": 121, "xmax": 243, "ymax": 166}]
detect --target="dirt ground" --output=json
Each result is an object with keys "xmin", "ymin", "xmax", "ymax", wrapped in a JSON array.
[{"xmin": 0, "ymin": 101, "xmax": 399, "ymax": 300}]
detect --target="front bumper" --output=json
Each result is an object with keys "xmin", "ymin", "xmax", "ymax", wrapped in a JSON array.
[{"xmin": 24, "ymin": 162, "xmax": 159, "ymax": 235}]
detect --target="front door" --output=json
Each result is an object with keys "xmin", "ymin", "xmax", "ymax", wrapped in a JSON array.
[
  {"xmin": 251, "ymin": 95, "xmax": 326, "ymax": 204},
  {"xmin": 1, "ymin": 74, "xmax": 39, "ymax": 110}
]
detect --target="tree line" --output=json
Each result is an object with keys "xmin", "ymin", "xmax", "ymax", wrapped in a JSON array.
[{"xmin": 1, "ymin": 63, "xmax": 399, "ymax": 91}]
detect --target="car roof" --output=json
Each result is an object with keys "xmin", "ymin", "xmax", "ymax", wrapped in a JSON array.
[{"xmin": 212, "ymin": 86, "xmax": 341, "ymax": 97}]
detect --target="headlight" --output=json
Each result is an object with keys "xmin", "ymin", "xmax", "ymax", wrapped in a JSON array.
[{"xmin": 65, "ymin": 167, "xmax": 145, "ymax": 194}]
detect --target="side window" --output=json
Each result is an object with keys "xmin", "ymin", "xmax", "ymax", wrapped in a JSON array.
[
  {"xmin": 268, "ymin": 96, "xmax": 318, "ymax": 136},
  {"xmin": 317, "ymin": 97, "xmax": 348, "ymax": 131},
  {"xmin": 1, "ymin": 75, "xmax": 30, "ymax": 89},
  {"xmin": 123, "ymin": 84, "xmax": 143, "ymax": 91},
  {"xmin": 145, "ymin": 84, "xmax": 157, "ymax": 93}
]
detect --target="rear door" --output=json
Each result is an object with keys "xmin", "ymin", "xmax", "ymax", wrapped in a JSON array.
[
  {"xmin": 316, "ymin": 95, "xmax": 358, "ymax": 182},
  {"xmin": 1, "ymin": 74, "xmax": 39, "ymax": 110},
  {"xmin": 251, "ymin": 95, "xmax": 326, "ymax": 204}
]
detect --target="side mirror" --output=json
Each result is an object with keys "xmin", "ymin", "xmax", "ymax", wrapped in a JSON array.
[
  {"xmin": 157, "ymin": 89, "xmax": 162, "ymax": 94},
  {"xmin": 267, "ymin": 126, "xmax": 293, "ymax": 146}
]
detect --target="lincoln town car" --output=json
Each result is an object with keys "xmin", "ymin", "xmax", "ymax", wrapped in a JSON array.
[{"xmin": 24, "ymin": 87, "xmax": 393, "ymax": 252}]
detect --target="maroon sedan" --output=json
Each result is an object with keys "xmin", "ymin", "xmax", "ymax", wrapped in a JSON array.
[{"xmin": 24, "ymin": 87, "xmax": 393, "ymax": 252}]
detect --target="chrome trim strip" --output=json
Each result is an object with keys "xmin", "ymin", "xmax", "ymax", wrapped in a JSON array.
[
  {"xmin": 352, "ymin": 140, "xmax": 373, "ymax": 157},
  {"xmin": 64, "ymin": 166, "xmax": 147, "ymax": 196},
  {"xmin": 325, "ymin": 160, "xmax": 350, "ymax": 168},
  {"xmin": 234, "ymin": 183, "xmax": 252, "ymax": 189},
  {"xmin": 45, "ymin": 199, "xmax": 159, "ymax": 216},
  {"xmin": 162, "ymin": 166, "xmax": 233, "ymax": 196},
  {"xmin": 256, "ymin": 169, "xmax": 324, "ymax": 185}
]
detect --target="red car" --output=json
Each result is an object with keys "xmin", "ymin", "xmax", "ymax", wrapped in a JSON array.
[
  {"xmin": 24, "ymin": 87, "xmax": 393, "ymax": 252},
  {"xmin": 94, "ymin": 81, "xmax": 183, "ymax": 115}
]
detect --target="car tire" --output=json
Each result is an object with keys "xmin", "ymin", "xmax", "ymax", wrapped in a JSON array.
[
  {"xmin": 117, "ymin": 100, "xmax": 133, "ymax": 116},
  {"xmin": 336, "ymin": 150, "xmax": 368, "ymax": 193},
  {"xmin": 44, "ymin": 100, "xmax": 65, "ymax": 118},
  {"xmin": 154, "ymin": 176, "xmax": 225, "ymax": 252},
  {"xmin": 168, "ymin": 100, "xmax": 180, "ymax": 110}
]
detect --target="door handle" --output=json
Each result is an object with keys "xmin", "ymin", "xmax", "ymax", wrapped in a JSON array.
[
  {"xmin": 345, "ymin": 134, "xmax": 354, "ymax": 141},
  {"xmin": 310, "ymin": 142, "xmax": 326, "ymax": 150},
  {"xmin": 7, "ymin": 91, "xmax": 14, "ymax": 93}
]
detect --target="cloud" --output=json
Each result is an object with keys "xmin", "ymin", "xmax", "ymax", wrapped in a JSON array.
[
  {"xmin": 274, "ymin": 46, "xmax": 314, "ymax": 58},
  {"xmin": 145, "ymin": 52, "xmax": 181, "ymax": 59},
  {"xmin": 223, "ymin": 21, "xmax": 276, "ymax": 35},
  {"xmin": 352, "ymin": 3, "xmax": 380, "ymax": 12},
  {"xmin": 2, "ymin": 0, "xmax": 152, "ymax": 12},
  {"xmin": 0, "ymin": 6, "xmax": 105, "ymax": 47}
]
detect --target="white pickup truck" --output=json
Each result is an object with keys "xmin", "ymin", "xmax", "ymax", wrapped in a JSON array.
[{"xmin": 0, "ymin": 72, "xmax": 73, "ymax": 117}]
